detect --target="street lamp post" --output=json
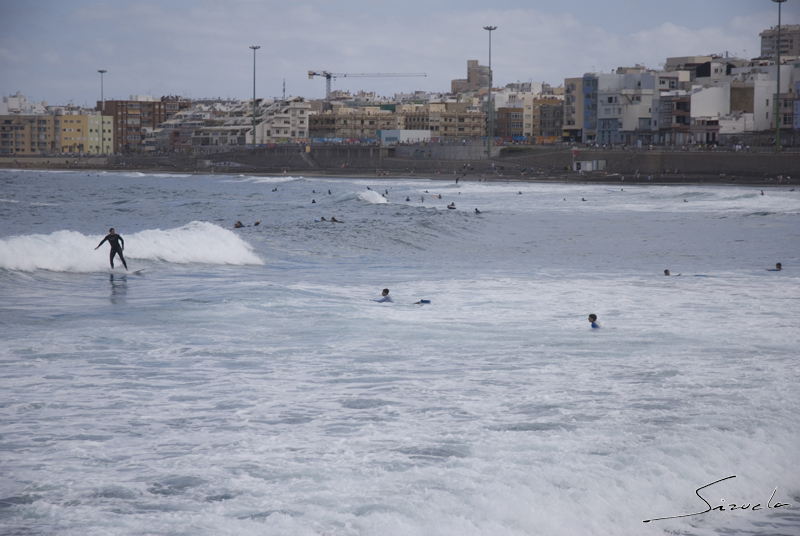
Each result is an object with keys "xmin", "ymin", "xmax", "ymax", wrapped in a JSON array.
[
  {"xmin": 250, "ymin": 45, "xmax": 260, "ymax": 148},
  {"xmin": 98, "ymin": 69, "xmax": 106, "ymax": 154},
  {"xmin": 772, "ymin": 0, "xmax": 786, "ymax": 153},
  {"xmin": 483, "ymin": 26, "xmax": 497, "ymax": 162}
]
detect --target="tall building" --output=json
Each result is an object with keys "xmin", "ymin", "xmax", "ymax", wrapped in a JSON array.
[
  {"xmin": 760, "ymin": 25, "xmax": 800, "ymax": 58},
  {"xmin": 98, "ymin": 96, "xmax": 188, "ymax": 152},
  {"xmin": 451, "ymin": 60, "xmax": 492, "ymax": 94},
  {"xmin": 563, "ymin": 78, "xmax": 584, "ymax": 142}
]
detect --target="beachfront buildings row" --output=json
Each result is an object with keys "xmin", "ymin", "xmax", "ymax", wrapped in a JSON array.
[
  {"xmin": 1, "ymin": 94, "xmax": 114, "ymax": 156},
  {"xmin": 3, "ymin": 23, "xmax": 800, "ymax": 155},
  {"xmin": 558, "ymin": 56, "xmax": 800, "ymax": 146}
]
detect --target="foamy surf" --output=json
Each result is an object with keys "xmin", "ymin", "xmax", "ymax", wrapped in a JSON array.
[
  {"xmin": 358, "ymin": 190, "xmax": 389, "ymax": 204},
  {"xmin": 0, "ymin": 221, "xmax": 262, "ymax": 272}
]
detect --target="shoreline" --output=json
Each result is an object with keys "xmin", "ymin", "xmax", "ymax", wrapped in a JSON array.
[{"xmin": 2, "ymin": 164, "xmax": 794, "ymax": 188}]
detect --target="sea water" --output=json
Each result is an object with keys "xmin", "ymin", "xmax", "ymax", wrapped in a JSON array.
[{"xmin": 1, "ymin": 170, "xmax": 798, "ymax": 536}]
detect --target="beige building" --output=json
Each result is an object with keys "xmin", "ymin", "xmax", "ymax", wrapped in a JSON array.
[
  {"xmin": 563, "ymin": 77, "xmax": 584, "ymax": 141},
  {"xmin": 0, "ymin": 114, "xmax": 56, "ymax": 155},
  {"xmin": 309, "ymin": 106, "xmax": 394, "ymax": 139},
  {"xmin": 451, "ymin": 60, "xmax": 492, "ymax": 94},
  {"xmin": 397, "ymin": 102, "xmax": 485, "ymax": 139},
  {"xmin": 308, "ymin": 102, "xmax": 486, "ymax": 140},
  {"xmin": 56, "ymin": 114, "xmax": 115, "ymax": 154},
  {"xmin": 760, "ymin": 25, "xmax": 800, "ymax": 58},
  {"xmin": 521, "ymin": 96, "xmax": 563, "ymax": 138}
]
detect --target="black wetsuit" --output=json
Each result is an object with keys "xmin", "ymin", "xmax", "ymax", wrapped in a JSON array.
[{"xmin": 97, "ymin": 233, "xmax": 127, "ymax": 269}]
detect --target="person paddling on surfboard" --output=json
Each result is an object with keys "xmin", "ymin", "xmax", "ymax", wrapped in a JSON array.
[
  {"xmin": 766, "ymin": 263, "xmax": 782, "ymax": 271},
  {"xmin": 373, "ymin": 289, "xmax": 393, "ymax": 303},
  {"xmin": 95, "ymin": 228, "xmax": 127, "ymax": 271}
]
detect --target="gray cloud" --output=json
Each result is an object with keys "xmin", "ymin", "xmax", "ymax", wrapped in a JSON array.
[{"xmin": 0, "ymin": 1, "xmax": 795, "ymax": 106}]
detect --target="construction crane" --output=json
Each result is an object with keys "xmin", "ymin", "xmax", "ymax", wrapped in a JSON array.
[{"xmin": 308, "ymin": 71, "xmax": 427, "ymax": 110}]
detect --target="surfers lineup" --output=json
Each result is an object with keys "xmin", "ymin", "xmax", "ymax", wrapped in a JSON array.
[{"xmin": 93, "ymin": 226, "xmax": 785, "ymax": 322}]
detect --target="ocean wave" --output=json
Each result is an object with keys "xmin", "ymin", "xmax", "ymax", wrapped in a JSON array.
[
  {"xmin": 0, "ymin": 221, "xmax": 263, "ymax": 272},
  {"xmin": 357, "ymin": 190, "xmax": 389, "ymax": 204}
]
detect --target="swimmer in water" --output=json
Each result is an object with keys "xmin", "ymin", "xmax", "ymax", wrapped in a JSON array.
[
  {"xmin": 588, "ymin": 314, "xmax": 601, "ymax": 329},
  {"xmin": 766, "ymin": 263, "xmax": 782, "ymax": 271},
  {"xmin": 664, "ymin": 269, "xmax": 680, "ymax": 276},
  {"xmin": 373, "ymin": 288, "xmax": 393, "ymax": 303},
  {"xmin": 95, "ymin": 227, "xmax": 128, "ymax": 271}
]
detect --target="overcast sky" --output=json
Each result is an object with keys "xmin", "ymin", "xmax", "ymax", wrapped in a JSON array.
[{"xmin": 1, "ymin": 0, "xmax": 798, "ymax": 107}]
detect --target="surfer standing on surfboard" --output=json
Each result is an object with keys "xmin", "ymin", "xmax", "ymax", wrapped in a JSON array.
[{"xmin": 95, "ymin": 228, "xmax": 127, "ymax": 271}]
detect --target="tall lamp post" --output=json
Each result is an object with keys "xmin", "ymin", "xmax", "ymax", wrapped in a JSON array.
[
  {"xmin": 772, "ymin": 0, "xmax": 786, "ymax": 152},
  {"xmin": 98, "ymin": 69, "xmax": 106, "ymax": 154},
  {"xmin": 483, "ymin": 26, "xmax": 497, "ymax": 162},
  {"xmin": 249, "ymin": 45, "xmax": 260, "ymax": 148}
]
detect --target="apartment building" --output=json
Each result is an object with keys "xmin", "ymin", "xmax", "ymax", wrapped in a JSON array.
[
  {"xmin": 563, "ymin": 78, "xmax": 584, "ymax": 142},
  {"xmin": 760, "ymin": 25, "xmax": 800, "ymax": 58},
  {"xmin": 55, "ymin": 114, "xmax": 114, "ymax": 154},
  {"xmin": 307, "ymin": 102, "xmax": 485, "ymax": 140},
  {"xmin": 252, "ymin": 96, "xmax": 312, "ymax": 143},
  {"xmin": 520, "ymin": 96, "xmax": 563, "ymax": 139},
  {"xmin": 0, "ymin": 114, "xmax": 56, "ymax": 155},
  {"xmin": 100, "ymin": 96, "xmax": 168, "ymax": 153},
  {"xmin": 451, "ymin": 60, "xmax": 492, "ymax": 94},
  {"xmin": 495, "ymin": 106, "xmax": 524, "ymax": 138},
  {"xmin": 309, "ymin": 106, "xmax": 394, "ymax": 140},
  {"xmin": 540, "ymin": 103, "xmax": 563, "ymax": 140},
  {"xmin": 190, "ymin": 96, "xmax": 311, "ymax": 149}
]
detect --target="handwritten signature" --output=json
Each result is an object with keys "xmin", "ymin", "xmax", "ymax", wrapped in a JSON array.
[{"xmin": 643, "ymin": 475, "xmax": 792, "ymax": 523}]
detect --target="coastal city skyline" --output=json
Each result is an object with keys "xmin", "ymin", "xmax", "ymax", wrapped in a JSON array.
[{"xmin": 2, "ymin": 0, "xmax": 798, "ymax": 106}]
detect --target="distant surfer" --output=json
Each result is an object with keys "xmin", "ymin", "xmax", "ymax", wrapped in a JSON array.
[
  {"xmin": 447, "ymin": 202, "xmax": 456, "ymax": 209},
  {"xmin": 373, "ymin": 288, "xmax": 393, "ymax": 303},
  {"xmin": 664, "ymin": 269, "xmax": 680, "ymax": 276},
  {"xmin": 254, "ymin": 220, "xmax": 261, "ymax": 226},
  {"xmin": 234, "ymin": 221, "xmax": 244, "ymax": 228},
  {"xmin": 95, "ymin": 228, "xmax": 127, "ymax": 271},
  {"xmin": 766, "ymin": 263, "xmax": 782, "ymax": 271},
  {"xmin": 475, "ymin": 208, "xmax": 481, "ymax": 214},
  {"xmin": 588, "ymin": 314, "xmax": 601, "ymax": 329},
  {"xmin": 331, "ymin": 217, "xmax": 341, "ymax": 223}
]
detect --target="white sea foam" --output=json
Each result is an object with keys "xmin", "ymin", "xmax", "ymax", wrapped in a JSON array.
[
  {"xmin": 0, "ymin": 221, "xmax": 262, "ymax": 272},
  {"xmin": 1, "ymin": 170, "xmax": 797, "ymax": 536},
  {"xmin": 358, "ymin": 190, "xmax": 389, "ymax": 204}
]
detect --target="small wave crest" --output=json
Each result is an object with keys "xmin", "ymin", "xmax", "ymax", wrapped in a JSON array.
[
  {"xmin": 0, "ymin": 221, "xmax": 263, "ymax": 272},
  {"xmin": 357, "ymin": 190, "xmax": 388, "ymax": 204}
]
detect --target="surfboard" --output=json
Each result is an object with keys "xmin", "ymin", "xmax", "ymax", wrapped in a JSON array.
[{"xmin": 133, "ymin": 269, "xmax": 146, "ymax": 275}]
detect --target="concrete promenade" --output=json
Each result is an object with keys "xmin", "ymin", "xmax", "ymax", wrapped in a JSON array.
[{"xmin": 1, "ymin": 145, "xmax": 798, "ymax": 186}]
